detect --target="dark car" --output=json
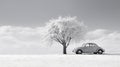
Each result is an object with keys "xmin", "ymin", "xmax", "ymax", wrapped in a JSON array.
[{"xmin": 73, "ymin": 43, "xmax": 105, "ymax": 54}]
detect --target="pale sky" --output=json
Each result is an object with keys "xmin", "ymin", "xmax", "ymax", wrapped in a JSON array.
[
  {"xmin": 0, "ymin": 0, "xmax": 120, "ymax": 54},
  {"xmin": 0, "ymin": 0, "xmax": 120, "ymax": 30}
]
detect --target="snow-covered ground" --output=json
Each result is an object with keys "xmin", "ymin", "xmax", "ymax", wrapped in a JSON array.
[{"xmin": 0, "ymin": 55, "xmax": 120, "ymax": 67}]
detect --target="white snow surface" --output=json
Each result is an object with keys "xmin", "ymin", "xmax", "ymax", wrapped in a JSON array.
[{"xmin": 0, "ymin": 55, "xmax": 120, "ymax": 67}]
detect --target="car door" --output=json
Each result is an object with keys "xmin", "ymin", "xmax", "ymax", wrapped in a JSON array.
[
  {"xmin": 83, "ymin": 43, "xmax": 90, "ymax": 53},
  {"xmin": 88, "ymin": 43, "xmax": 97, "ymax": 53},
  {"xmin": 89, "ymin": 43, "xmax": 98, "ymax": 52}
]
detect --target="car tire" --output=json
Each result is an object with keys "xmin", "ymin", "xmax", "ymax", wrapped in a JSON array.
[
  {"xmin": 97, "ymin": 49, "xmax": 103, "ymax": 54},
  {"xmin": 93, "ymin": 52, "xmax": 97, "ymax": 54},
  {"xmin": 76, "ymin": 49, "xmax": 83, "ymax": 54}
]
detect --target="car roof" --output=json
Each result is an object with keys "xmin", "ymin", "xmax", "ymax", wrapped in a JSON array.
[{"xmin": 82, "ymin": 43, "xmax": 98, "ymax": 46}]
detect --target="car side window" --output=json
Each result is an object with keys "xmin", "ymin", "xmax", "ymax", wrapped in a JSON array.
[
  {"xmin": 89, "ymin": 43, "xmax": 94, "ymax": 47},
  {"xmin": 85, "ymin": 44, "xmax": 89, "ymax": 47}
]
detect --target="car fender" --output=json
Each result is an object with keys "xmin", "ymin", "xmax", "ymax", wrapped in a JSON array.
[{"xmin": 96, "ymin": 47, "xmax": 105, "ymax": 52}]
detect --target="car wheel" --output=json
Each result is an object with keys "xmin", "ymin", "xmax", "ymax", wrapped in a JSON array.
[
  {"xmin": 97, "ymin": 49, "xmax": 103, "ymax": 54},
  {"xmin": 76, "ymin": 49, "xmax": 83, "ymax": 54},
  {"xmin": 93, "ymin": 52, "xmax": 97, "ymax": 54}
]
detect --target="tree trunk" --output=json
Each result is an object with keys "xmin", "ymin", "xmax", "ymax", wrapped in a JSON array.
[{"xmin": 63, "ymin": 45, "xmax": 67, "ymax": 54}]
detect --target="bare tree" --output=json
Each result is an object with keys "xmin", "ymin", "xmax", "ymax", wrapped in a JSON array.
[{"xmin": 46, "ymin": 17, "xmax": 86, "ymax": 54}]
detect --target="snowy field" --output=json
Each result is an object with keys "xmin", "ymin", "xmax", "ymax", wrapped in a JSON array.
[{"xmin": 0, "ymin": 55, "xmax": 120, "ymax": 67}]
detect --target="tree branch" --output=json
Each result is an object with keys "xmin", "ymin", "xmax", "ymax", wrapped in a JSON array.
[{"xmin": 53, "ymin": 37, "xmax": 62, "ymax": 45}]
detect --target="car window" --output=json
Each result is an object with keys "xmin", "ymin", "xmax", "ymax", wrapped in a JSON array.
[
  {"xmin": 85, "ymin": 44, "xmax": 89, "ymax": 47},
  {"xmin": 89, "ymin": 43, "xmax": 95, "ymax": 47},
  {"xmin": 89, "ymin": 45, "xmax": 93, "ymax": 47},
  {"xmin": 88, "ymin": 43, "xmax": 91, "ymax": 46},
  {"xmin": 90, "ymin": 43, "xmax": 97, "ymax": 47}
]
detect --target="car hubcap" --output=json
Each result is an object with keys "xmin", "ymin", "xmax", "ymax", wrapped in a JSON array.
[
  {"xmin": 77, "ymin": 50, "xmax": 82, "ymax": 54},
  {"xmin": 78, "ymin": 51, "xmax": 82, "ymax": 53},
  {"xmin": 98, "ymin": 50, "xmax": 103, "ymax": 54}
]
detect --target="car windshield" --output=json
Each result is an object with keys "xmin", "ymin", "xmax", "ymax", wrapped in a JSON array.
[
  {"xmin": 82, "ymin": 43, "xmax": 89, "ymax": 47},
  {"xmin": 82, "ymin": 43, "xmax": 87, "ymax": 47}
]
